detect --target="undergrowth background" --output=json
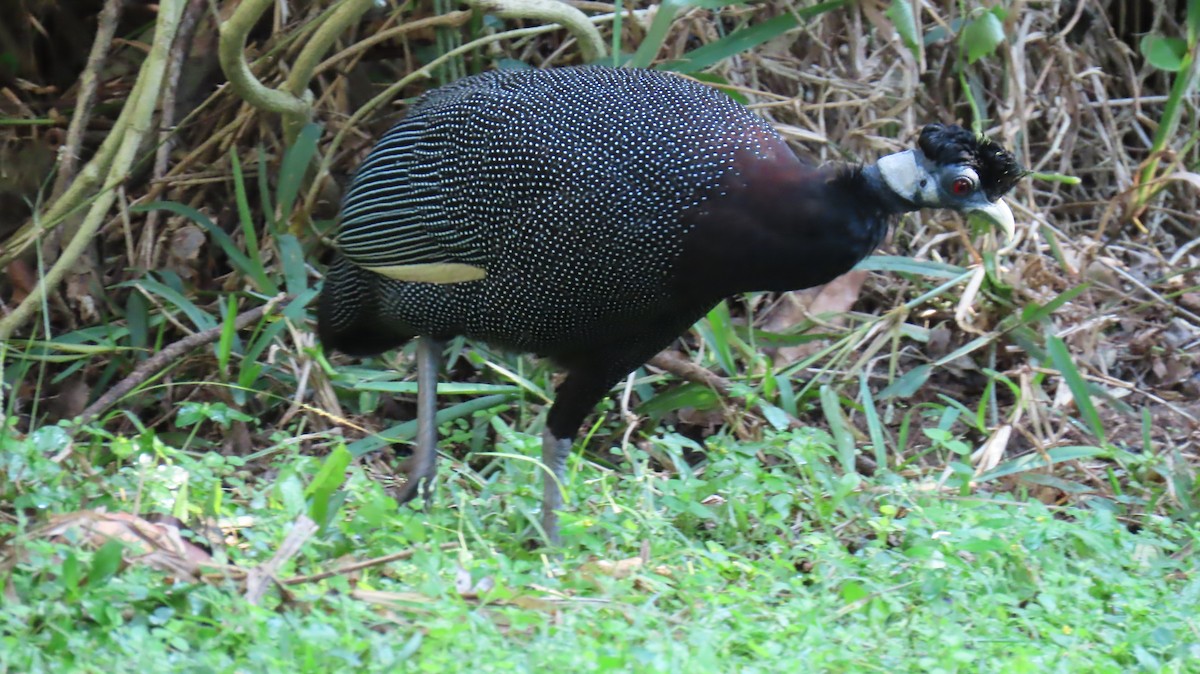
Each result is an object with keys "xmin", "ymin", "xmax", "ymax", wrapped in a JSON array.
[{"xmin": 1, "ymin": 0, "xmax": 1199, "ymax": 670}]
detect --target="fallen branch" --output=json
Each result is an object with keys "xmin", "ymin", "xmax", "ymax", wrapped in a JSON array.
[
  {"xmin": 649, "ymin": 350, "xmax": 733, "ymax": 396},
  {"xmin": 281, "ymin": 542, "xmax": 460, "ymax": 586}
]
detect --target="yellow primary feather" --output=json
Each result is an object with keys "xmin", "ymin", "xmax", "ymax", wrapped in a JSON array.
[{"xmin": 364, "ymin": 263, "xmax": 487, "ymax": 284}]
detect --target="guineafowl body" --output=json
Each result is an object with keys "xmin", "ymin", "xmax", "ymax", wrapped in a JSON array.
[{"xmin": 318, "ymin": 65, "xmax": 1023, "ymax": 544}]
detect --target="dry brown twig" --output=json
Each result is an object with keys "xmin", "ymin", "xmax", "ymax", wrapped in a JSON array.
[{"xmin": 72, "ymin": 294, "xmax": 285, "ymax": 427}]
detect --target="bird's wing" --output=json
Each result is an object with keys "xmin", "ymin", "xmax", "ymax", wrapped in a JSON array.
[{"xmin": 335, "ymin": 115, "xmax": 490, "ymax": 284}]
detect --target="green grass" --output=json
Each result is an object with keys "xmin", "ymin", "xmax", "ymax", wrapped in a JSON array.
[{"xmin": 2, "ymin": 420, "xmax": 1198, "ymax": 673}]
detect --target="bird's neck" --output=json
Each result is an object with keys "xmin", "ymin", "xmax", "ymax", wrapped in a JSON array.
[
  {"xmin": 858, "ymin": 163, "xmax": 923, "ymax": 215},
  {"xmin": 673, "ymin": 161, "xmax": 903, "ymax": 302}
]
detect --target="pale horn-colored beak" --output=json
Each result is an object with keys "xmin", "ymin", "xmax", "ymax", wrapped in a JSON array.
[{"xmin": 966, "ymin": 198, "xmax": 1015, "ymax": 240}]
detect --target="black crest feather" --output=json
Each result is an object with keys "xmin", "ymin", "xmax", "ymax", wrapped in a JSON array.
[{"xmin": 918, "ymin": 124, "xmax": 1025, "ymax": 201}]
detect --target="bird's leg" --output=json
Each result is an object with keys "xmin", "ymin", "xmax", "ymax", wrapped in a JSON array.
[
  {"xmin": 539, "ymin": 363, "xmax": 633, "ymax": 548},
  {"xmin": 396, "ymin": 336, "xmax": 445, "ymax": 506},
  {"xmin": 540, "ymin": 428, "xmax": 575, "ymax": 546}
]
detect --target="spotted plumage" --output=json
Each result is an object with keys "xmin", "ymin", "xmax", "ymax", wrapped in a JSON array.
[
  {"xmin": 317, "ymin": 65, "xmax": 1023, "ymax": 545},
  {"xmin": 327, "ymin": 66, "xmax": 786, "ymax": 358}
]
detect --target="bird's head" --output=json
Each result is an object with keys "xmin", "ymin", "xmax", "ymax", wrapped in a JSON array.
[{"xmin": 875, "ymin": 124, "xmax": 1025, "ymax": 239}]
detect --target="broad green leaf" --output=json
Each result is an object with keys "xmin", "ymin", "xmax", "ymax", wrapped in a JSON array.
[
  {"xmin": 878, "ymin": 364, "xmax": 931, "ymax": 400},
  {"xmin": 934, "ymin": 335, "xmax": 994, "ymax": 366},
  {"xmin": 87, "ymin": 539, "xmax": 125, "ymax": 586},
  {"xmin": 61, "ymin": 553, "xmax": 80, "ymax": 594},
  {"xmin": 306, "ymin": 445, "xmax": 352, "ymax": 524},
  {"xmin": 962, "ymin": 11, "xmax": 1005, "ymax": 63},
  {"xmin": 125, "ymin": 291, "xmax": 148, "ymax": 358},
  {"xmin": 841, "ymin": 580, "xmax": 869, "ymax": 603},
  {"xmin": 494, "ymin": 58, "xmax": 532, "ymax": 71},
  {"xmin": 177, "ymin": 401, "xmax": 253, "ymax": 428},
  {"xmin": 1140, "ymin": 34, "xmax": 1187, "ymax": 72},
  {"xmin": 684, "ymin": 0, "xmax": 749, "ymax": 8},
  {"xmin": 700, "ymin": 302, "xmax": 737, "ymax": 376},
  {"xmin": 687, "ymin": 73, "xmax": 749, "ymax": 103},
  {"xmin": 886, "ymin": 0, "xmax": 920, "ymax": 58},
  {"xmin": 230, "ymin": 150, "xmax": 265, "ymax": 285},
  {"xmin": 277, "ymin": 233, "xmax": 307, "ymax": 297},
  {"xmin": 31, "ymin": 425, "xmax": 70, "ymax": 454},
  {"xmin": 757, "ymin": 400, "xmax": 791, "ymax": 432}
]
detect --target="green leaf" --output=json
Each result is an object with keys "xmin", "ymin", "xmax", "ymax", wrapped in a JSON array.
[
  {"xmin": 230, "ymin": 149, "xmax": 255, "ymax": 249},
  {"xmin": 637, "ymin": 382, "xmax": 721, "ymax": 418},
  {"xmin": 177, "ymin": 402, "xmax": 253, "ymax": 429},
  {"xmin": 841, "ymin": 580, "xmax": 869, "ymax": 603},
  {"xmin": 683, "ymin": 0, "xmax": 749, "ymax": 8},
  {"xmin": 87, "ymin": 539, "xmax": 125, "ymax": 586},
  {"xmin": 494, "ymin": 58, "xmax": 532, "ymax": 70},
  {"xmin": 306, "ymin": 445, "xmax": 352, "ymax": 525},
  {"xmin": 961, "ymin": 11, "xmax": 1005, "ymax": 64},
  {"xmin": 933, "ymin": 335, "xmax": 994, "ymax": 367},
  {"xmin": 134, "ymin": 201, "xmax": 277, "ymax": 294},
  {"xmin": 277, "ymin": 234, "xmax": 307, "ymax": 297},
  {"xmin": 229, "ymin": 150, "xmax": 266, "ymax": 285},
  {"xmin": 700, "ymin": 302, "xmax": 737, "ymax": 376},
  {"xmin": 125, "ymin": 277, "xmax": 216, "ymax": 332},
  {"xmin": 1019, "ymin": 283, "xmax": 1091, "ymax": 326},
  {"xmin": 859, "ymin": 372, "xmax": 888, "ymax": 468},
  {"xmin": 976, "ymin": 445, "xmax": 1107, "ymax": 482},
  {"xmin": 277, "ymin": 123, "xmax": 322, "ymax": 225},
  {"xmin": 658, "ymin": 2, "xmax": 845, "ymax": 73},
  {"xmin": 820, "ymin": 384, "xmax": 856, "ymax": 472},
  {"xmin": 886, "ymin": 0, "xmax": 920, "ymax": 58},
  {"xmin": 858, "ymin": 255, "xmax": 966, "ymax": 279},
  {"xmin": 216, "ymin": 297, "xmax": 238, "ymax": 375},
  {"xmin": 1140, "ymin": 34, "xmax": 1188, "ymax": 72},
  {"xmin": 1190, "ymin": 0, "xmax": 1200, "ymax": 44},
  {"xmin": 878, "ymin": 364, "xmax": 931, "ymax": 400},
  {"xmin": 627, "ymin": 0, "xmax": 684, "ymax": 68},
  {"xmin": 31, "ymin": 425, "xmax": 70, "ymax": 454},
  {"xmin": 686, "ymin": 73, "xmax": 748, "ymax": 104},
  {"xmin": 60, "ymin": 552, "xmax": 80, "ymax": 595},
  {"xmin": 1046, "ymin": 336, "xmax": 1106, "ymax": 442},
  {"xmin": 345, "ymin": 394, "xmax": 516, "ymax": 457},
  {"xmin": 757, "ymin": 400, "xmax": 791, "ymax": 432},
  {"xmin": 125, "ymin": 291, "xmax": 148, "ymax": 358}
]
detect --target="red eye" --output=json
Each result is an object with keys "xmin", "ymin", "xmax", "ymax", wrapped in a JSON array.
[{"xmin": 952, "ymin": 177, "xmax": 974, "ymax": 195}]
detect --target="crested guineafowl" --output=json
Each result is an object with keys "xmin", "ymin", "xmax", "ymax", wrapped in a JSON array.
[{"xmin": 318, "ymin": 65, "xmax": 1024, "ymax": 545}]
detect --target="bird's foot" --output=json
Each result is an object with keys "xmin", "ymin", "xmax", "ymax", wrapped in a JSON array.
[{"xmin": 394, "ymin": 455, "xmax": 437, "ymax": 507}]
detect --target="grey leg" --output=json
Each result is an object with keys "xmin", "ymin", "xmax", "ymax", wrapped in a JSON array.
[
  {"xmin": 396, "ymin": 336, "xmax": 444, "ymax": 506},
  {"xmin": 541, "ymin": 428, "xmax": 574, "ymax": 547}
]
